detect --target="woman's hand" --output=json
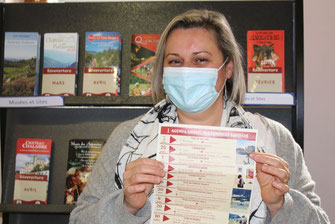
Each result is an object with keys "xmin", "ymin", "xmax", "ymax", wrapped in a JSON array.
[
  {"xmin": 250, "ymin": 152, "xmax": 290, "ymax": 218},
  {"xmin": 123, "ymin": 158, "xmax": 165, "ymax": 215}
]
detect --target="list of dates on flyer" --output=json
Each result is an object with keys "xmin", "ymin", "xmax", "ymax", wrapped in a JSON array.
[{"xmin": 151, "ymin": 124, "xmax": 258, "ymax": 224}]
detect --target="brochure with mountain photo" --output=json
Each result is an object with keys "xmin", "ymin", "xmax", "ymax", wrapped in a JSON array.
[
  {"xmin": 41, "ymin": 33, "xmax": 79, "ymax": 96},
  {"xmin": 2, "ymin": 32, "xmax": 41, "ymax": 96},
  {"xmin": 13, "ymin": 138, "xmax": 52, "ymax": 204},
  {"xmin": 64, "ymin": 139, "xmax": 105, "ymax": 205},
  {"xmin": 129, "ymin": 34, "xmax": 160, "ymax": 96},
  {"xmin": 83, "ymin": 32, "xmax": 122, "ymax": 96}
]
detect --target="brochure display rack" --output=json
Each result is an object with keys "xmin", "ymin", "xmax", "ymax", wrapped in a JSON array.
[{"xmin": 0, "ymin": 1, "xmax": 303, "ymax": 224}]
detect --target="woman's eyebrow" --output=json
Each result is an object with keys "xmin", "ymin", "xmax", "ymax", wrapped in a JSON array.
[
  {"xmin": 165, "ymin": 53, "xmax": 180, "ymax": 58},
  {"xmin": 165, "ymin": 51, "xmax": 212, "ymax": 58},
  {"xmin": 193, "ymin": 51, "xmax": 212, "ymax": 56}
]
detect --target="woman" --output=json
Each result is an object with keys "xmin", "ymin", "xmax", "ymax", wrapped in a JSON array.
[{"xmin": 70, "ymin": 10, "xmax": 329, "ymax": 223}]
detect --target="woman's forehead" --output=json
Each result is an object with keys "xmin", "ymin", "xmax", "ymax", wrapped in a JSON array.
[{"xmin": 165, "ymin": 28, "xmax": 220, "ymax": 56}]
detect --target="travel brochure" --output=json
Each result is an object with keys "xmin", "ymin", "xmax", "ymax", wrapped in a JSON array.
[
  {"xmin": 129, "ymin": 34, "xmax": 160, "ymax": 96},
  {"xmin": 65, "ymin": 139, "xmax": 105, "ymax": 205},
  {"xmin": 247, "ymin": 30, "xmax": 285, "ymax": 92},
  {"xmin": 83, "ymin": 32, "xmax": 122, "ymax": 96},
  {"xmin": 41, "ymin": 33, "xmax": 79, "ymax": 96},
  {"xmin": 13, "ymin": 138, "xmax": 52, "ymax": 204},
  {"xmin": 2, "ymin": 32, "xmax": 41, "ymax": 96},
  {"xmin": 152, "ymin": 123, "xmax": 257, "ymax": 224}
]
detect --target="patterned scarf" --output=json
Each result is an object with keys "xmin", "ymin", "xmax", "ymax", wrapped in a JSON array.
[{"xmin": 115, "ymin": 99, "xmax": 275, "ymax": 223}]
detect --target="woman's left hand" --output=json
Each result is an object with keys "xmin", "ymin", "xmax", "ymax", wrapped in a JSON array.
[{"xmin": 250, "ymin": 152, "xmax": 290, "ymax": 218}]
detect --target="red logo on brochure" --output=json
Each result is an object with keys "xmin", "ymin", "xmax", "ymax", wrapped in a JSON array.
[
  {"xmin": 88, "ymin": 34, "xmax": 120, "ymax": 42},
  {"xmin": 132, "ymin": 34, "xmax": 161, "ymax": 52},
  {"xmin": 165, "ymin": 198, "xmax": 171, "ymax": 203}
]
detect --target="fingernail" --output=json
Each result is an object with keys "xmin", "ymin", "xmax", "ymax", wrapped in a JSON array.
[{"xmin": 249, "ymin": 153, "xmax": 255, "ymax": 158}]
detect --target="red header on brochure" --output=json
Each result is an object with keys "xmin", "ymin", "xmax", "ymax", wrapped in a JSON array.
[
  {"xmin": 84, "ymin": 67, "xmax": 115, "ymax": 74},
  {"xmin": 43, "ymin": 68, "xmax": 76, "ymax": 74},
  {"xmin": 161, "ymin": 126, "xmax": 256, "ymax": 141},
  {"xmin": 88, "ymin": 34, "xmax": 121, "ymax": 42},
  {"xmin": 15, "ymin": 173, "xmax": 48, "ymax": 181},
  {"xmin": 132, "ymin": 34, "xmax": 161, "ymax": 52},
  {"xmin": 16, "ymin": 138, "xmax": 52, "ymax": 155}
]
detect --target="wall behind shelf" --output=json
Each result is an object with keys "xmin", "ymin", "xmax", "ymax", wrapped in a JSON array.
[{"xmin": 304, "ymin": 0, "xmax": 335, "ymax": 222}]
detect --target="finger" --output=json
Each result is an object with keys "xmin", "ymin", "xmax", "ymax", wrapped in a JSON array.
[
  {"xmin": 124, "ymin": 173, "xmax": 162, "ymax": 187},
  {"xmin": 272, "ymin": 180, "xmax": 290, "ymax": 194},
  {"xmin": 124, "ymin": 164, "xmax": 165, "ymax": 180},
  {"xmin": 126, "ymin": 158, "xmax": 164, "ymax": 170},
  {"xmin": 124, "ymin": 184, "xmax": 146, "ymax": 195},
  {"xmin": 250, "ymin": 153, "xmax": 289, "ymax": 169},
  {"xmin": 261, "ymin": 164, "xmax": 290, "ymax": 183},
  {"xmin": 255, "ymin": 161, "xmax": 264, "ymax": 173},
  {"xmin": 251, "ymin": 152, "xmax": 288, "ymax": 167}
]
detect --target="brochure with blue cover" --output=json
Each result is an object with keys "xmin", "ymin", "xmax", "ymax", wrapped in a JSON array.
[
  {"xmin": 2, "ymin": 32, "xmax": 41, "ymax": 96},
  {"xmin": 41, "ymin": 33, "xmax": 79, "ymax": 96}
]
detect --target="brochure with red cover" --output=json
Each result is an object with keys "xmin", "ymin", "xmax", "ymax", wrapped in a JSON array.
[
  {"xmin": 129, "ymin": 34, "xmax": 160, "ymax": 96},
  {"xmin": 13, "ymin": 138, "xmax": 52, "ymax": 204},
  {"xmin": 247, "ymin": 30, "xmax": 285, "ymax": 92}
]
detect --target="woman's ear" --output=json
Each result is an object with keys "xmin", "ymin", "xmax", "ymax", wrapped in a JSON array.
[{"xmin": 225, "ymin": 59, "xmax": 234, "ymax": 79}]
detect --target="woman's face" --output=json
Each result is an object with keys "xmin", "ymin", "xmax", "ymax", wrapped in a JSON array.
[{"xmin": 164, "ymin": 28, "xmax": 232, "ymax": 92}]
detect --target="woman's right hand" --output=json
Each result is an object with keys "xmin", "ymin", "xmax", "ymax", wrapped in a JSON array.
[{"xmin": 123, "ymin": 158, "xmax": 165, "ymax": 215}]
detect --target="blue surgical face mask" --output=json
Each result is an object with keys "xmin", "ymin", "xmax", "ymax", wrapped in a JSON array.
[{"xmin": 162, "ymin": 57, "xmax": 229, "ymax": 113}]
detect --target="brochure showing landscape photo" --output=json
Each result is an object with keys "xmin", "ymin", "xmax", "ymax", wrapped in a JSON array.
[
  {"xmin": 13, "ymin": 138, "xmax": 52, "ymax": 205},
  {"xmin": 41, "ymin": 33, "xmax": 79, "ymax": 96},
  {"xmin": 2, "ymin": 32, "xmax": 41, "ymax": 96},
  {"xmin": 64, "ymin": 139, "xmax": 105, "ymax": 204},
  {"xmin": 83, "ymin": 32, "xmax": 122, "ymax": 96},
  {"xmin": 129, "ymin": 34, "xmax": 160, "ymax": 96}
]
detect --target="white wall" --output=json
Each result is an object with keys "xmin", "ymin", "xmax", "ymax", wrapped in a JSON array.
[{"xmin": 304, "ymin": 0, "xmax": 335, "ymax": 222}]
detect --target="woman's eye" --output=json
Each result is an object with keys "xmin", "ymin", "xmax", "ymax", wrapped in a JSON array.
[
  {"xmin": 168, "ymin": 60, "xmax": 180, "ymax": 65},
  {"xmin": 196, "ymin": 58, "xmax": 208, "ymax": 63}
]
